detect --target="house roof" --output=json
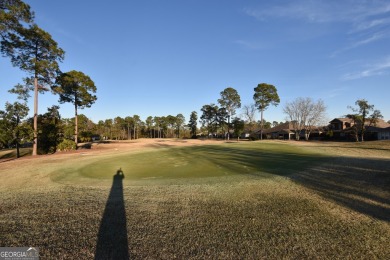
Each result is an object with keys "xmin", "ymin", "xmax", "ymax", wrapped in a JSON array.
[
  {"xmin": 330, "ymin": 118, "xmax": 354, "ymax": 123},
  {"xmin": 330, "ymin": 117, "xmax": 389, "ymax": 127},
  {"xmin": 372, "ymin": 119, "xmax": 390, "ymax": 128},
  {"xmin": 329, "ymin": 117, "xmax": 390, "ymax": 125},
  {"xmin": 254, "ymin": 122, "xmax": 327, "ymax": 135},
  {"xmin": 366, "ymin": 119, "xmax": 390, "ymax": 132},
  {"xmin": 331, "ymin": 118, "xmax": 390, "ymax": 132},
  {"xmin": 261, "ymin": 122, "xmax": 293, "ymax": 134}
]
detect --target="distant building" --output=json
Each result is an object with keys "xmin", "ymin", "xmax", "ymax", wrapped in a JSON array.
[
  {"xmin": 251, "ymin": 122, "xmax": 324, "ymax": 140},
  {"xmin": 366, "ymin": 120, "xmax": 390, "ymax": 140},
  {"xmin": 249, "ymin": 118, "xmax": 390, "ymax": 141},
  {"xmin": 329, "ymin": 118, "xmax": 354, "ymax": 139},
  {"xmin": 329, "ymin": 118, "xmax": 390, "ymax": 140},
  {"xmin": 261, "ymin": 122, "xmax": 296, "ymax": 140}
]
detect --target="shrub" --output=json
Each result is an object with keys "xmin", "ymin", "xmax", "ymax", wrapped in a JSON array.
[{"xmin": 57, "ymin": 139, "xmax": 76, "ymax": 152}]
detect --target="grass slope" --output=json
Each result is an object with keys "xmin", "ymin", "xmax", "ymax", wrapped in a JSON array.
[{"xmin": 0, "ymin": 140, "xmax": 389, "ymax": 259}]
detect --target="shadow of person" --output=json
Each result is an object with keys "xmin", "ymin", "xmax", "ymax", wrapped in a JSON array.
[{"xmin": 95, "ymin": 168, "xmax": 130, "ymax": 259}]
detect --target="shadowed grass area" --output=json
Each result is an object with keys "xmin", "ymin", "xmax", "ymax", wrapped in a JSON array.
[
  {"xmin": 0, "ymin": 148, "xmax": 32, "ymax": 161},
  {"xmin": 95, "ymin": 170, "xmax": 129, "ymax": 259}
]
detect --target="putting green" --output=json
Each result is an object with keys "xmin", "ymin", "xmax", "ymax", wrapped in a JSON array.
[
  {"xmin": 79, "ymin": 147, "xmax": 235, "ymax": 180},
  {"xmin": 68, "ymin": 143, "xmax": 324, "ymax": 181}
]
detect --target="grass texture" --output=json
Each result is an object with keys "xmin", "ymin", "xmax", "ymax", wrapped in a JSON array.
[{"xmin": 0, "ymin": 140, "xmax": 389, "ymax": 259}]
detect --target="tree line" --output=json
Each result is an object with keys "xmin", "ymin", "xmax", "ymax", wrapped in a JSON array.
[{"xmin": 1, "ymin": 79, "xmax": 384, "ymax": 157}]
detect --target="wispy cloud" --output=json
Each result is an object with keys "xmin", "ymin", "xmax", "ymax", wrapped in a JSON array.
[
  {"xmin": 352, "ymin": 32, "xmax": 386, "ymax": 47},
  {"xmin": 244, "ymin": 1, "xmax": 390, "ymax": 54},
  {"xmin": 235, "ymin": 40, "xmax": 266, "ymax": 50},
  {"xmin": 244, "ymin": 1, "xmax": 390, "ymax": 26},
  {"xmin": 244, "ymin": 1, "xmax": 354, "ymax": 23},
  {"xmin": 245, "ymin": 3, "xmax": 310, "ymax": 22},
  {"xmin": 320, "ymin": 87, "xmax": 349, "ymax": 99},
  {"xmin": 350, "ymin": 17, "xmax": 390, "ymax": 33},
  {"xmin": 342, "ymin": 56, "xmax": 390, "ymax": 80},
  {"xmin": 331, "ymin": 31, "xmax": 388, "ymax": 57}
]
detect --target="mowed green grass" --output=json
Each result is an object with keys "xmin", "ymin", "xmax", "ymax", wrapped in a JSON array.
[
  {"xmin": 1, "ymin": 140, "xmax": 389, "ymax": 259},
  {"xmin": 57, "ymin": 142, "xmax": 324, "ymax": 181}
]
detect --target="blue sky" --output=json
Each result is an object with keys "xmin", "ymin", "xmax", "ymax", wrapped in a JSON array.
[{"xmin": 1, "ymin": 0, "xmax": 389, "ymax": 124}]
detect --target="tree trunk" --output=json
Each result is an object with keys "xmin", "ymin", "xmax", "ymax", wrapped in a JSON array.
[
  {"xmin": 227, "ymin": 114, "xmax": 230, "ymax": 140},
  {"xmin": 16, "ymin": 114, "xmax": 20, "ymax": 158},
  {"xmin": 32, "ymin": 77, "xmax": 38, "ymax": 156},
  {"xmin": 75, "ymin": 103, "xmax": 78, "ymax": 148},
  {"xmin": 16, "ymin": 142, "xmax": 20, "ymax": 158},
  {"xmin": 260, "ymin": 109, "xmax": 264, "ymax": 140}
]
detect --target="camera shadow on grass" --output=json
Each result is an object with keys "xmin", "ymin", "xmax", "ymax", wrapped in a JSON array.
[{"xmin": 95, "ymin": 168, "xmax": 130, "ymax": 260}]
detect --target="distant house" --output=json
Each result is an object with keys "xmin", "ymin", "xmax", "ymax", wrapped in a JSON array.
[
  {"xmin": 253, "ymin": 122, "xmax": 325, "ymax": 140},
  {"xmin": 377, "ymin": 128, "xmax": 390, "ymax": 140},
  {"xmin": 261, "ymin": 122, "xmax": 296, "ymax": 140},
  {"xmin": 239, "ymin": 130, "xmax": 251, "ymax": 139},
  {"xmin": 328, "ymin": 118, "xmax": 390, "ymax": 140},
  {"xmin": 329, "ymin": 118, "xmax": 354, "ymax": 131},
  {"xmin": 329, "ymin": 118, "xmax": 354, "ymax": 139},
  {"xmin": 254, "ymin": 122, "xmax": 295, "ymax": 140},
  {"xmin": 366, "ymin": 120, "xmax": 390, "ymax": 140},
  {"xmin": 240, "ymin": 127, "xmax": 260, "ymax": 139}
]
